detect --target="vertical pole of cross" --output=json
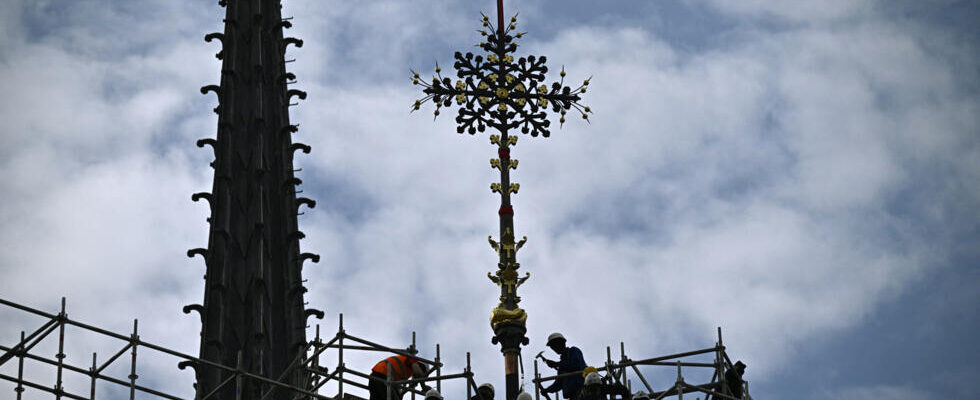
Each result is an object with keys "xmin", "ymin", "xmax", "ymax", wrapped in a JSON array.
[{"xmin": 495, "ymin": 7, "xmax": 523, "ymax": 397}]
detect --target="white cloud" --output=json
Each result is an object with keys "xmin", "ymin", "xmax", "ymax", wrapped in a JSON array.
[{"xmin": 690, "ymin": 0, "xmax": 876, "ymax": 23}]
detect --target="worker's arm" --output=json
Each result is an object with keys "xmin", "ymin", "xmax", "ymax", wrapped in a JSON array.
[
  {"xmin": 410, "ymin": 363, "xmax": 432, "ymax": 391},
  {"xmin": 540, "ymin": 378, "xmax": 560, "ymax": 393}
]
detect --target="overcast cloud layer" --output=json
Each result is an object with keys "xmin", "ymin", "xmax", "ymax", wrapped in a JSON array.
[{"xmin": 1, "ymin": 1, "xmax": 978, "ymax": 399}]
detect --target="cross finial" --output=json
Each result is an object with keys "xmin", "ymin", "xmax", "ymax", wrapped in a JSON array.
[
  {"xmin": 411, "ymin": 13, "xmax": 592, "ymax": 137},
  {"xmin": 411, "ymin": 2, "xmax": 593, "ymax": 328},
  {"xmin": 411, "ymin": 7, "xmax": 592, "ymax": 400}
]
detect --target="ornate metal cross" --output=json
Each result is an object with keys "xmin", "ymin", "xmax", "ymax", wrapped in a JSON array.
[
  {"xmin": 412, "ymin": 17, "xmax": 591, "ymax": 137},
  {"xmin": 412, "ymin": 2, "xmax": 590, "ymax": 399}
]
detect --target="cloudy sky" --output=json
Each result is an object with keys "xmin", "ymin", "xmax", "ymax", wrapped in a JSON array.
[{"xmin": 1, "ymin": 0, "xmax": 978, "ymax": 399}]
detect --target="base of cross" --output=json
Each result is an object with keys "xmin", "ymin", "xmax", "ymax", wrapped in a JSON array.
[{"xmin": 492, "ymin": 322, "xmax": 530, "ymax": 400}]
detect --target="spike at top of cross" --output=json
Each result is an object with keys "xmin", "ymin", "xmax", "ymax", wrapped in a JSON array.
[
  {"xmin": 411, "ymin": 2, "xmax": 592, "ymax": 138},
  {"xmin": 496, "ymin": 0, "xmax": 505, "ymax": 36}
]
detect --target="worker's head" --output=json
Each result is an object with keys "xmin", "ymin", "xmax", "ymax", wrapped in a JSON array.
[
  {"xmin": 584, "ymin": 372, "xmax": 601, "ymax": 386},
  {"xmin": 546, "ymin": 332, "xmax": 567, "ymax": 354},
  {"xmin": 424, "ymin": 389, "xmax": 442, "ymax": 400},
  {"xmin": 582, "ymin": 366, "xmax": 598, "ymax": 378},
  {"xmin": 632, "ymin": 391, "xmax": 650, "ymax": 400},
  {"xmin": 516, "ymin": 392, "xmax": 532, "ymax": 400},
  {"xmin": 477, "ymin": 383, "xmax": 495, "ymax": 400},
  {"xmin": 734, "ymin": 361, "xmax": 746, "ymax": 375}
]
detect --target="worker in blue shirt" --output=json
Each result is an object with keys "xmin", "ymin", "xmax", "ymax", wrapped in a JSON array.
[{"xmin": 539, "ymin": 332, "xmax": 587, "ymax": 400}]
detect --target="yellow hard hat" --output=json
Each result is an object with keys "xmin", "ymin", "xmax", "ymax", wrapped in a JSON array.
[{"xmin": 582, "ymin": 366, "xmax": 598, "ymax": 377}]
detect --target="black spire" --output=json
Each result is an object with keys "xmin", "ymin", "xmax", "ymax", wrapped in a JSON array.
[{"xmin": 187, "ymin": 1, "xmax": 320, "ymax": 398}]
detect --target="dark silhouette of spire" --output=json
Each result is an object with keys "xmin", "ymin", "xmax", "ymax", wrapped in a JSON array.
[{"xmin": 186, "ymin": 1, "xmax": 321, "ymax": 398}]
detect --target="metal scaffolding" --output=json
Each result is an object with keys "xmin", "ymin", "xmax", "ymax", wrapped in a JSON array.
[
  {"xmin": 531, "ymin": 329, "xmax": 751, "ymax": 400},
  {"xmin": 0, "ymin": 297, "xmax": 486, "ymax": 400},
  {"xmin": 305, "ymin": 313, "xmax": 488, "ymax": 400}
]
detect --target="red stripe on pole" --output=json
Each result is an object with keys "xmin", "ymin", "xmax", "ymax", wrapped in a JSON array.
[{"xmin": 497, "ymin": 0, "xmax": 505, "ymax": 35}]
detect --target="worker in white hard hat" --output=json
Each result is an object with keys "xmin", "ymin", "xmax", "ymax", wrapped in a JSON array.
[
  {"xmin": 584, "ymin": 372, "xmax": 601, "ymax": 387},
  {"xmin": 539, "ymin": 332, "xmax": 587, "ymax": 400},
  {"xmin": 578, "ymin": 372, "xmax": 629, "ymax": 400},
  {"xmin": 425, "ymin": 388, "xmax": 443, "ymax": 400},
  {"xmin": 470, "ymin": 383, "xmax": 495, "ymax": 400},
  {"xmin": 516, "ymin": 391, "xmax": 532, "ymax": 400}
]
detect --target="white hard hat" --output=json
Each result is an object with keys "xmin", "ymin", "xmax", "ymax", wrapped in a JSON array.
[
  {"xmin": 425, "ymin": 389, "xmax": 443, "ymax": 400},
  {"xmin": 632, "ymin": 391, "xmax": 650, "ymax": 400},
  {"xmin": 516, "ymin": 392, "xmax": 532, "ymax": 400},
  {"xmin": 584, "ymin": 372, "xmax": 601, "ymax": 386},
  {"xmin": 478, "ymin": 383, "xmax": 495, "ymax": 394},
  {"xmin": 546, "ymin": 332, "xmax": 566, "ymax": 345}
]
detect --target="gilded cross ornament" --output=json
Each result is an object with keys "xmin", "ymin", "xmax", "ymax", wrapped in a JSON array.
[
  {"xmin": 411, "ymin": 4, "xmax": 591, "ymax": 399},
  {"xmin": 411, "ymin": 13, "xmax": 592, "ymax": 137},
  {"xmin": 411, "ymin": 6, "xmax": 592, "ymax": 332}
]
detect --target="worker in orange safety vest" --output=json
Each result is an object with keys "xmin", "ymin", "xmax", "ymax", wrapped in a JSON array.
[{"xmin": 369, "ymin": 355, "xmax": 431, "ymax": 400}]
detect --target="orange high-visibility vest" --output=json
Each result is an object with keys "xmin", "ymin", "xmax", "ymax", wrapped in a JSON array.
[{"xmin": 372, "ymin": 355, "xmax": 417, "ymax": 380}]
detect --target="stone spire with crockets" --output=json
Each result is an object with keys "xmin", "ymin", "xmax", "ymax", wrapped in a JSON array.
[{"xmin": 186, "ymin": 1, "xmax": 322, "ymax": 399}]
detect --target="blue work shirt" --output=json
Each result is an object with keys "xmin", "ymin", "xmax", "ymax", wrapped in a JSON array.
[{"xmin": 543, "ymin": 346, "xmax": 587, "ymax": 399}]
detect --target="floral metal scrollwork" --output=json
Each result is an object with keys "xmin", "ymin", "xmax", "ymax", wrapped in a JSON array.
[{"xmin": 412, "ymin": 13, "xmax": 591, "ymax": 137}]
